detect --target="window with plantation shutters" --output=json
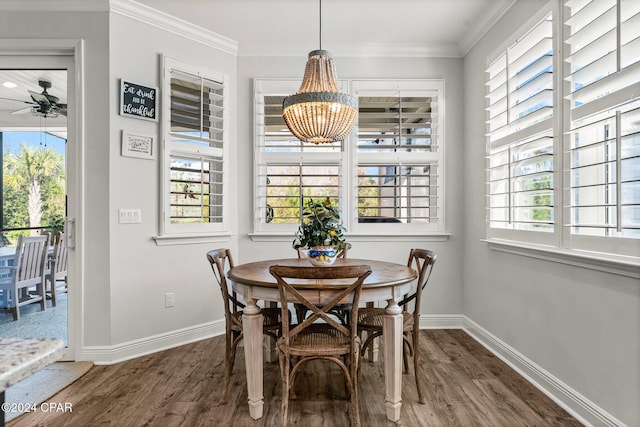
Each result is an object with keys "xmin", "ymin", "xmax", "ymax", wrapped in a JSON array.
[
  {"xmin": 564, "ymin": 0, "xmax": 640, "ymax": 256},
  {"xmin": 254, "ymin": 79, "xmax": 343, "ymax": 233},
  {"xmin": 353, "ymin": 80, "xmax": 443, "ymax": 231},
  {"xmin": 486, "ymin": 13, "xmax": 555, "ymax": 240},
  {"xmin": 484, "ymin": 2, "xmax": 639, "ymax": 265},
  {"xmin": 253, "ymin": 78, "xmax": 445, "ymax": 236},
  {"xmin": 160, "ymin": 56, "xmax": 228, "ymax": 235}
]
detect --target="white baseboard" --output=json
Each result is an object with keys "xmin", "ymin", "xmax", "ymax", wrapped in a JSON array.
[
  {"xmin": 419, "ymin": 313, "xmax": 466, "ymax": 329},
  {"xmin": 80, "ymin": 320, "xmax": 225, "ymax": 365},
  {"xmin": 421, "ymin": 314, "xmax": 625, "ymax": 427}
]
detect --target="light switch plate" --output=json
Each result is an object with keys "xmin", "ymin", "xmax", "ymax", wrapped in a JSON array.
[{"xmin": 118, "ymin": 208, "xmax": 141, "ymax": 224}]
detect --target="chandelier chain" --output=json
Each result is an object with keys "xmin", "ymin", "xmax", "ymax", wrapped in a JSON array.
[
  {"xmin": 319, "ymin": 0, "xmax": 322, "ymax": 51},
  {"xmin": 282, "ymin": 0, "xmax": 358, "ymax": 144}
]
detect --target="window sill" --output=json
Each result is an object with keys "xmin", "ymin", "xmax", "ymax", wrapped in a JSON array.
[
  {"xmin": 483, "ymin": 238, "xmax": 640, "ymax": 279},
  {"xmin": 249, "ymin": 232, "xmax": 451, "ymax": 243},
  {"xmin": 152, "ymin": 233, "xmax": 232, "ymax": 246}
]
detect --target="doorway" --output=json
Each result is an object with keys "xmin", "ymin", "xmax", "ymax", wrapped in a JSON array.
[{"xmin": 0, "ymin": 50, "xmax": 80, "ymax": 361}]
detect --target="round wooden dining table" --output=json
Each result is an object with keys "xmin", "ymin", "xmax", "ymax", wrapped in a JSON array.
[{"xmin": 227, "ymin": 257, "xmax": 418, "ymax": 423}]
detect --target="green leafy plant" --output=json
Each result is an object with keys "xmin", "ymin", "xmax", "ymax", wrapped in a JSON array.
[{"xmin": 294, "ymin": 197, "xmax": 346, "ymax": 249}]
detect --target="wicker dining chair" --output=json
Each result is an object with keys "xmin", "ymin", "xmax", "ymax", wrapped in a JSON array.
[
  {"xmin": 357, "ymin": 248, "xmax": 437, "ymax": 404},
  {"xmin": 270, "ymin": 264, "xmax": 372, "ymax": 427},
  {"xmin": 293, "ymin": 242, "xmax": 352, "ymax": 324},
  {"xmin": 206, "ymin": 248, "xmax": 290, "ymax": 403}
]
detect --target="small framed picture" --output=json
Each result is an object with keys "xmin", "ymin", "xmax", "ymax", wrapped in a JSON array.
[{"xmin": 122, "ymin": 131, "xmax": 154, "ymax": 160}]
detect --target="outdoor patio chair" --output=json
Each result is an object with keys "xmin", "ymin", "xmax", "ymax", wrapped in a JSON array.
[
  {"xmin": 0, "ymin": 234, "xmax": 50, "ymax": 321},
  {"xmin": 46, "ymin": 231, "xmax": 68, "ymax": 306}
]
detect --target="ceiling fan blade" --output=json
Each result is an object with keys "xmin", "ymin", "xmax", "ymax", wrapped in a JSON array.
[
  {"xmin": 0, "ymin": 97, "xmax": 35, "ymax": 105},
  {"xmin": 56, "ymin": 104, "xmax": 68, "ymax": 116},
  {"xmin": 11, "ymin": 106, "xmax": 34, "ymax": 115},
  {"xmin": 29, "ymin": 90, "xmax": 51, "ymax": 106}
]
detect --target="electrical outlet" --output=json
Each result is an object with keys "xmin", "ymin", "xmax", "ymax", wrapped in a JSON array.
[{"xmin": 165, "ymin": 292, "xmax": 175, "ymax": 308}]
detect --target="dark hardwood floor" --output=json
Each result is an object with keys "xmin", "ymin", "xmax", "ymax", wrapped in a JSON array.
[{"xmin": 9, "ymin": 329, "xmax": 582, "ymax": 426}]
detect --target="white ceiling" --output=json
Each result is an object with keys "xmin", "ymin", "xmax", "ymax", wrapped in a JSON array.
[
  {"xmin": 136, "ymin": 0, "xmax": 515, "ymax": 57},
  {"xmin": 0, "ymin": 70, "xmax": 67, "ymax": 129}
]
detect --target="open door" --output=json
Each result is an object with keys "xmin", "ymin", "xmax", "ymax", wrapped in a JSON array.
[{"xmin": 0, "ymin": 53, "xmax": 78, "ymax": 361}]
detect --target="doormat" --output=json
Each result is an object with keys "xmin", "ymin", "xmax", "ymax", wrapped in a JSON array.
[{"xmin": 4, "ymin": 361, "xmax": 93, "ymax": 422}]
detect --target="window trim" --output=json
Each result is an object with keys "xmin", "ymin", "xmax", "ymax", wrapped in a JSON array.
[{"xmin": 484, "ymin": 238, "xmax": 640, "ymax": 278}]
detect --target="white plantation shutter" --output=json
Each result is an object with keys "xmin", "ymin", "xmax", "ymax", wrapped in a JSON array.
[
  {"xmin": 352, "ymin": 80, "xmax": 443, "ymax": 231},
  {"xmin": 254, "ymin": 80, "xmax": 343, "ymax": 232},
  {"xmin": 162, "ymin": 56, "xmax": 228, "ymax": 234},
  {"xmin": 486, "ymin": 14, "xmax": 555, "ymax": 236},
  {"xmin": 565, "ymin": 0, "xmax": 640, "ymax": 118},
  {"xmin": 258, "ymin": 162, "xmax": 341, "ymax": 225},
  {"xmin": 565, "ymin": 0, "xmax": 640, "ymax": 256}
]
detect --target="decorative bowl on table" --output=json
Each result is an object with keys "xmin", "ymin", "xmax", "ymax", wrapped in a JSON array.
[{"xmin": 307, "ymin": 246, "xmax": 338, "ymax": 266}]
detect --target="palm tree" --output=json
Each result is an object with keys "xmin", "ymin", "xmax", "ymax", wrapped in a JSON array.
[{"xmin": 4, "ymin": 143, "xmax": 64, "ymax": 235}]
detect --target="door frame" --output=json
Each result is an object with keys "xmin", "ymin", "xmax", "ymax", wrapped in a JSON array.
[{"xmin": 0, "ymin": 39, "xmax": 85, "ymax": 361}]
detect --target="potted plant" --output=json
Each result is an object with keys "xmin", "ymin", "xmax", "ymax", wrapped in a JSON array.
[{"xmin": 293, "ymin": 197, "xmax": 346, "ymax": 265}]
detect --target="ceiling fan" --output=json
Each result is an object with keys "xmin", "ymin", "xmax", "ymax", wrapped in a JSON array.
[{"xmin": 2, "ymin": 79, "xmax": 67, "ymax": 118}]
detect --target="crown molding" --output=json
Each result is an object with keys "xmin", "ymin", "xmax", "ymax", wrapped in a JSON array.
[
  {"xmin": 458, "ymin": 0, "xmax": 517, "ymax": 56},
  {"xmin": 240, "ymin": 42, "xmax": 463, "ymax": 58},
  {"xmin": 0, "ymin": 0, "xmax": 238, "ymax": 57},
  {"xmin": 109, "ymin": 0, "xmax": 238, "ymax": 56}
]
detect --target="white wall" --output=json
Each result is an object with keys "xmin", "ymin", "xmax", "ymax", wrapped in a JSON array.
[
  {"xmin": 463, "ymin": 1, "xmax": 640, "ymax": 425},
  {"xmin": 106, "ymin": 12, "xmax": 238, "ymax": 346},
  {"xmin": 236, "ymin": 55, "xmax": 466, "ymax": 316}
]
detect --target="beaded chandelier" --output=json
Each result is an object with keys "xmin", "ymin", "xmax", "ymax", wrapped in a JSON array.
[{"xmin": 282, "ymin": 2, "xmax": 358, "ymax": 144}]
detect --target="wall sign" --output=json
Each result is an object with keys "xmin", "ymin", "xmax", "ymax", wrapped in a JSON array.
[
  {"xmin": 122, "ymin": 131, "xmax": 154, "ymax": 160},
  {"xmin": 120, "ymin": 80, "xmax": 158, "ymax": 121}
]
